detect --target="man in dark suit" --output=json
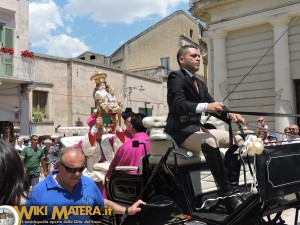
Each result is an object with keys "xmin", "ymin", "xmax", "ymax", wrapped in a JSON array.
[{"xmin": 165, "ymin": 45, "xmax": 245, "ymax": 213}]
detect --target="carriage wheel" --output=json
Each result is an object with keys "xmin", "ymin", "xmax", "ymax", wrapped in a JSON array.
[{"xmin": 256, "ymin": 212, "xmax": 286, "ymax": 225}]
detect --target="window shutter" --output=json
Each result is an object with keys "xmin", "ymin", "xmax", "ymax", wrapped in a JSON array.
[{"xmin": 4, "ymin": 26, "xmax": 13, "ymax": 48}]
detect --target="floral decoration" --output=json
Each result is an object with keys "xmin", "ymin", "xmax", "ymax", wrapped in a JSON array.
[
  {"xmin": 243, "ymin": 135, "xmax": 264, "ymax": 155},
  {"xmin": 21, "ymin": 50, "xmax": 35, "ymax": 58},
  {"xmin": 32, "ymin": 111, "xmax": 43, "ymax": 122},
  {"xmin": 0, "ymin": 47, "xmax": 14, "ymax": 55}
]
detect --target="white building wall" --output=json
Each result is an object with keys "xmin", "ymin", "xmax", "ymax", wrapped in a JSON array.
[
  {"xmin": 289, "ymin": 18, "xmax": 300, "ymax": 80},
  {"xmin": 226, "ymin": 24, "xmax": 275, "ymax": 127},
  {"xmin": 191, "ymin": 0, "xmax": 300, "ymax": 135}
]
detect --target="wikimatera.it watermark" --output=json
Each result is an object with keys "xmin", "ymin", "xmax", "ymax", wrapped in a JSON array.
[{"xmin": 4, "ymin": 205, "xmax": 113, "ymax": 225}]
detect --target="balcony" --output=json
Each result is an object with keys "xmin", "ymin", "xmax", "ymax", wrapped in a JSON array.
[{"xmin": 0, "ymin": 55, "xmax": 45, "ymax": 83}]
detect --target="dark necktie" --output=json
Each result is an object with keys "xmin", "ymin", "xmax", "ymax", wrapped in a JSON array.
[{"xmin": 191, "ymin": 76, "xmax": 198, "ymax": 92}]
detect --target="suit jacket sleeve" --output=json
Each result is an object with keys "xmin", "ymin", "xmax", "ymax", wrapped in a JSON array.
[
  {"xmin": 168, "ymin": 70, "xmax": 230, "ymax": 124},
  {"xmin": 167, "ymin": 71, "xmax": 214, "ymax": 114}
]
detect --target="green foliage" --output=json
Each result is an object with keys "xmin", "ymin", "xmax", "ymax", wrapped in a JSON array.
[{"xmin": 32, "ymin": 111, "xmax": 43, "ymax": 122}]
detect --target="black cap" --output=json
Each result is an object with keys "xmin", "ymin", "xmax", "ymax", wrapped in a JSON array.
[{"xmin": 121, "ymin": 108, "xmax": 135, "ymax": 120}]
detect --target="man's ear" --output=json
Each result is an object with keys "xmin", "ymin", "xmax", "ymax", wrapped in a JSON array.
[{"xmin": 179, "ymin": 55, "xmax": 185, "ymax": 64}]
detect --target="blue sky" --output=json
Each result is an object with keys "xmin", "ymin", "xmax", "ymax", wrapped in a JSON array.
[{"xmin": 29, "ymin": 0, "xmax": 191, "ymax": 58}]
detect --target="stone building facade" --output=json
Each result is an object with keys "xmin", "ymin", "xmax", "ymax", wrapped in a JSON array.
[
  {"xmin": 0, "ymin": 0, "xmax": 32, "ymax": 139},
  {"xmin": 0, "ymin": 4, "xmax": 205, "ymax": 136},
  {"xmin": 31, "ymin": 55, "xmax": 168, "ymax": 135},
  {"xmin": 190, "ymin": 0, "xmax": 300, "ymax": 135}
]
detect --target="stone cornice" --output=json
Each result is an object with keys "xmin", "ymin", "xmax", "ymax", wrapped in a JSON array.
[
  {"xmin": 268, "ymin": 15, "xmax": 291, "ymax": 27},
  {"xmin": 205, "ymin": 2, "xmax": 300, "ymax": 32},
  {"xmin": 206, "ymin": 30, "xmax": 228, "ymax": 39}
]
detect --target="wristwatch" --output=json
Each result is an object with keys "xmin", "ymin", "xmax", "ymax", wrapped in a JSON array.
[{"xmin": 125, "ymin": 207, "xmax": 128, "ymax": 215}]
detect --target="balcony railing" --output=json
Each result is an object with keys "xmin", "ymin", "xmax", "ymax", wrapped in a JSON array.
[{"xmin": 0, "ymin": 55, "xmax": 43, "ymax": 82}]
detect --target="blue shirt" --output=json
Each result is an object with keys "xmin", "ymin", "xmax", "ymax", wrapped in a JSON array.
[{"xmin": 24, "ymin": 170, "xmax": 104, "ymax": 224}]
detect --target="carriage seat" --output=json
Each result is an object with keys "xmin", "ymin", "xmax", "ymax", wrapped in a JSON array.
[
  {"xmin": 143, "ymin": 115, "xmax": 228, "ymax": 166},
  {"xmin": 142, "ymin": 116, "xmax": 253, "ymax": 194}
]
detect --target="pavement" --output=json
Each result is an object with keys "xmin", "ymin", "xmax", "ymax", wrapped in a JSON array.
[{"xmin": 282, "ymin": 208, "xmax": 299, "ymax": 225}]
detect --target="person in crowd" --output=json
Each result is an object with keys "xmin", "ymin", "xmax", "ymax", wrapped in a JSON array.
[
  {"xmin": 266, "ymin": 134, "xmax": 278, "ymax": 146},
  {"xmin": 42, "ymin": 139, "xmax": 52, "ymax": 176},
  {"xmin": 48, "ymin": 136, "xmax": 60, "ymax": 157},
  {"xmin": 0, "ymin": 139, "xmax": 29, "ymax": 205},
  {"xmin": 257, "ymin": 117, "xmax": 269, "ymax": 130},
  {"xmin": 15, "ymin": 137, "xmax": 26, "ymax": 153},
  {"xmin": 115, "ymin": 108, "xmax": 135, "ymax": 143},
  {"xmin": 282, "ymin": 124, "xmax": 300, "ymax": 144},
  {"xmin": 242, "ymin": 126, "xmax": 249, "ymax": 131},
  {"xmin": 21, "ymin": 135, "xmax": 46, "ymax": 190},
  {"xmin": 164, "ymin": 45, "xmax": 246, "ymax": 213},
  {"xmin": 257, "ymin": 128, "xmax": 268, "ymax": 142},
  {"xmin": 25, "ymin": 147, "xmax": 145, "ymax": 224},
  {"xmin": 9, "ymin": 137, "xmax": 16, "ymax": 148},
  {"xmin": 76, "ymin": 114, "xmax": 112, "ymax": 191},
  {"xmin": 106, "ymin": 113, "xmax": 150, "ymax": 179},
  {"xmin": 104, "ymin": 108, "xmax": 136, "ymax": 152},
  {"xmin": 289, "ymin": 124, "xmax": 299, "ymax": 137},
  {"xmin": 282, "ymin": 126, "xmax": 290, "ymax": 141}
]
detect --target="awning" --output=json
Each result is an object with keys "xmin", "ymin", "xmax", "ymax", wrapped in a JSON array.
[{"xmin": 0, "ymin": 102, "xmax": 19, "ymax": 112}]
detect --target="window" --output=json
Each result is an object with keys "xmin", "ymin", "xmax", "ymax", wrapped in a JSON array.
[
  {"xmin": 32, "ymin": 91, "xmax": 48, "ymax": 122},
  {"xmin": 139, "ymin": 107, "xmax": 152, "ymax": 117},
  {"xmin": 190, "ymin": 29, "xmax": 193, "ymax": 38},
  {"xmin": 0, "ymin": 25, "xmax": 14, "ymax": 77},
  {"xmin": 160, "ymin": 57, "xmax": 170, "ymax": 75}
]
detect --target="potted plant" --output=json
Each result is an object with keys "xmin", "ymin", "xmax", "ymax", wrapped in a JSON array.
[
  {"xmin": 32, "ymin": 111, "xmax": 43, "ymax": 123},
  {"xmin": 0, "ymin": 47, "xmax": 14, "ymax": 59},
  {"xmin": 21, "ymin": 50, "xmax": 35, "ymax": 62}
]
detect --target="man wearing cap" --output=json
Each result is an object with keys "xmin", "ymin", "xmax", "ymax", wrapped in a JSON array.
[{"xmin": 257, "ymin": 117, "xmax": 269, "ymax": 130}]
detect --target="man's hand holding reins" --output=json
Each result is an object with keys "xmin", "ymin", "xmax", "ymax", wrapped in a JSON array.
[
  {"xmin": 205, "ymin": 102, "xmax": 245, "ymax": 123},
  {"xmin": 205, "ymin": 102, "xmax": 224, "ymax": 116},
  {"xmin": 229, "ymin": 113, "xmax": 245, "ymax": 123}
]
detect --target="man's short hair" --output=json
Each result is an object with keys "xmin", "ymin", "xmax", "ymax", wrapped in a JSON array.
[
  {"xmin": 44, "ymin": 139, "xmax": 52, "ymax": 144},
  {"xmin": 131, "ymin": 113, "xmax": 147, "ymax": 133},
  {"xmin": 177, "ymin": 45, "xmax": 198, "ymax": 65},
  {"xmin": 121, "ymin": 108, "xmax": 135, "ymax": 120},
  {"xmin": 30, "ymin": 134, "xmax": 38, "ymax": 140},
  {"xmin": 58, "ymin": 147, "xmax": 84, "ymax": 162}
]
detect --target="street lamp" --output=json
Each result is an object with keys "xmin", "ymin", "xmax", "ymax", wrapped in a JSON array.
[{"xmin": 123, "ymin": 85, "xmax": 145, "ymax": 97}]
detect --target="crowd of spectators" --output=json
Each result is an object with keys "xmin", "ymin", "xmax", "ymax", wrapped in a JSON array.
[{"xmin": 254, "ymin": 117, "xmax": 300, "ymax": 146}]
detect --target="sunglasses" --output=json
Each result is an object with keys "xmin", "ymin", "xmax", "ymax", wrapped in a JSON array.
[{"xmin": 59, "ymin": 161, "xmax": 85, "ymax": 174}]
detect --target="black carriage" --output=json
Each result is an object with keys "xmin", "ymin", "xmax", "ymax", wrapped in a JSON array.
[{"xmin": 104, "ymin": 116, "xmax": 300, "ymax": 225}]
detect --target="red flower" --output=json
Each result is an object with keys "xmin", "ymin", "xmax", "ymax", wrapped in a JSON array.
[
  {"xmin": 0, "ymin": 47, "xmax": 14, "ymax": 55},
  {"xmin": 21, "ymin": 50, "xmax": 35, "ymax": 58}
]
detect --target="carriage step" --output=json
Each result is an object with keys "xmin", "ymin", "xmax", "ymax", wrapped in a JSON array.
[{"xmin": 185, "ymin": 221, "xmax": 207, "ymax": 225}]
